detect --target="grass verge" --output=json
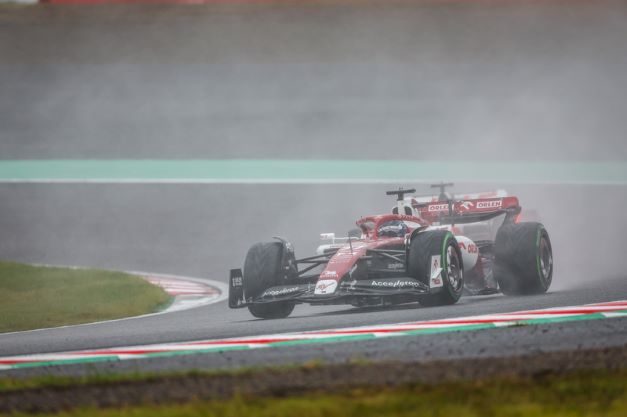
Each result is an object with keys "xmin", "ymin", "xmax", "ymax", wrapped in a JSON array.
[
  {"xmin": 0, "ymin": 261, "xmax": 171, "ymax": 333},
  {"xmin": 2, "ymin": 368, "xmax": 626, "ymax": 417},
  {"xmin": 1, "ymin": 346, "xmax": 626, "ymax": 415}
]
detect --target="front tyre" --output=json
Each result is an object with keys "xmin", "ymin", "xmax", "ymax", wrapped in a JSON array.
[
  {"xmin": 243, "ymin": 242, "xmax": 295, "ymax": 319},
  {"xmin": 408, "ymin": 230, "xmax": 464, "ymax": 306},
  {"xmin": 248, "ymin": 302, "xmax": 295, "ymax": 319},
  {"xmin": 494, "ymin": 222, "xmax": 553, "ymax": 295}
]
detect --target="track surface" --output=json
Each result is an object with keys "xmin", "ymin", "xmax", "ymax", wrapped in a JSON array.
[
  {"xmin": 1, "ymin": 184, "xmax": 626, "ymax": 377},
  {"xmin": 1, "ymin": 1, "xmax": 627, "ymax": 376}
]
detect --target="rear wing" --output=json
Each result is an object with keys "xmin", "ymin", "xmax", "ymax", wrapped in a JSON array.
[
  {"xmin": 412, "ymin": 196, "xmax": 521, "ymax": 225},
  {"xmin": 409, "ymin": 189, "xmax": 508, "ymax": 205}
]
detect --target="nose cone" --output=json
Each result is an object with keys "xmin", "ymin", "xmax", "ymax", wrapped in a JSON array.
[{"xmin": 314, "ymin": 279, "xmax": 338, "ymax": 295}]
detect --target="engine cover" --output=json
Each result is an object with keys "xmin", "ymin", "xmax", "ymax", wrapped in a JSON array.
[{"xmin": 455, "ymin": 235, "xmax": 479, "ymax": 272}]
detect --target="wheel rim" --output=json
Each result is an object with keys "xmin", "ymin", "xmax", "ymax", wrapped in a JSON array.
[
  {"xmin": 446, "ymin": 245, "xmax": 463, "ymax": 292},
  {"xmin": 539, "ymin": 236, "xmax": 553, "ymax": 283}
]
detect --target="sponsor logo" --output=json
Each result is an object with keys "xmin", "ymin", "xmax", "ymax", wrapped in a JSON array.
[
  {"xmin": 476, "ymin": 200, "xmax": 502, "ymax": 209},
  {"xmin": 396, "ymin": 214, "xmax": 417, "ymax": 221},
  {"xmin": 261, "ymin": 286, "xmax": 300, "ymax": 297},
  {"xmin": 370, "ymin": 280, "xmax": 422, "ymax": 288},
  {"xmin": 457, "ymin": 241, "xmax": 478, "ymax": 254},
  {"xmin": 320, "ymin": 270, "xmax": 338, "ymax": 279},
  {"xmin": 430, "ymin": 255, "xmax": 443, "ymax": 288},
  {"xmin": 428, "ymin": 204, "xmax": 449, "ymax": 212},
  {"xmin": 459, "ymin": 201, "xmax": 474, "ymax": 211},
  {"xmin": 387, "ymin": 262, "xmax": 405, "ymax": 270},
  {"xmin": 432, "ymin": 256, "xmax": 439, "ymax": 270},
  {"xmin": 232, "ymin": 276, "xmax": 243, "ymax": 287},
  {"xmin": 315, "ymin": 279, "xmax": 338, "ymax": 295}
]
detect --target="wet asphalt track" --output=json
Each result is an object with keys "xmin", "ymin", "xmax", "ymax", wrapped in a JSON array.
[
  {"xmin": 1, "ymin": 184, "xmax": 626, "ymax": 377},
  {"xmin": 1, "ymin": 1, "xmax": 627, "ymax": 375}
]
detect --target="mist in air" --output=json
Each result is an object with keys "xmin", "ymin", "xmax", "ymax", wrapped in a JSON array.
[{"xmin": 1, "ymin": 1, "xmax": 626, "ymax": 290}]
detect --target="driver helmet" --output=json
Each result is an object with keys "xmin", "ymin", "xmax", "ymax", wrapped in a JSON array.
[{"xmin": 378, "ymin": 220, "xmax": 408, "ymax": 238}]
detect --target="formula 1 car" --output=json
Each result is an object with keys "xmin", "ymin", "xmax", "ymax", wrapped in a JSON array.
[{"xmin": 229, "ymin": 184, "xmax": 553, "ymax": 319}]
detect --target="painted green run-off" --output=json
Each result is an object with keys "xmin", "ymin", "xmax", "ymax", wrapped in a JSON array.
[
  {"xmin": 1, "ymin": 160, "xmax": 627, "ymax": 184},
  {"xmin": 8, "ymin": 356, "xmax": 120, "ymax": 370},
  {"xmin": 6, "ymin": 311, "xmax": 627, "ymax": 370}
]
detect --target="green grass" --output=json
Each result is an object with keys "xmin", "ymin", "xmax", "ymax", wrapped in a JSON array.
[
  {"xmin": 3, "ymin": 368, "xmax": 625, "ymax": 417},
  {"xmin": 0, "ymin": 261, "xmax": 172, "ymax": 333}
]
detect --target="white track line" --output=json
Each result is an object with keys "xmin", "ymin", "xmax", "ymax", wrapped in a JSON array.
[{"xmin": 1, "ymin": 300, "xmax": 625, "ymax": 370}]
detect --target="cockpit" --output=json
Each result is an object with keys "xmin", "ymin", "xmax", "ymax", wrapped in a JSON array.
[
  {"xmin": 357, "ymin": 215, "xmax": 426, "ymax": 239},
  {"xmin": 378, "ymin": 220, "xmax": 408, "ymax": 238}
]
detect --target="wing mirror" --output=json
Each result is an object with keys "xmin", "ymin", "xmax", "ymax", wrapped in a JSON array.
[{"xmin": 347, "ymin": 229, "xmax": 361, "ymax": 238}]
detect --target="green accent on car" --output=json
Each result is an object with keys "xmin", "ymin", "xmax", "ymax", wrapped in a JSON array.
[{"xmin": 441, "ymin": 232, "xmax": 452, "ymax": 278}]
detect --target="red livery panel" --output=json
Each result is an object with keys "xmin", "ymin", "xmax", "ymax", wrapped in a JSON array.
[{"xmin": 414, "ymin": 197, "xmax": 520, "ymax": 222}]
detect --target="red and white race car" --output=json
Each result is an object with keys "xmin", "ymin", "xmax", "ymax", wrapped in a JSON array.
[{"xmin": 229, "ymin": 184, "xmax": 553, "ymax": 319}]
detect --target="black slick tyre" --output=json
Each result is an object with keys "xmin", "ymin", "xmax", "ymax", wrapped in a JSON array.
[
  {"xmin": 494, "ymin": 222, "xmax": 553, "ymax": 295},
  {"xmin": 408, "ymin": 230, "xmax": 464, "ymax": 306},
  {"xmin": 243, "ymin": 242, "xmax": 295, "ymax": 319}
]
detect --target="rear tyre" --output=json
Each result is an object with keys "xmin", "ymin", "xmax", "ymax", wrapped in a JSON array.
[
  {"xmin": 494, "ymin": 222, "xmax": 553, "ymax": 295},
  {"xmin": 243, "ymin": 242, "xmax": 295, "ymax": 319},
  {"xmin": 408, "ymin": 230, "xmax": 464, "ymax": 306}
]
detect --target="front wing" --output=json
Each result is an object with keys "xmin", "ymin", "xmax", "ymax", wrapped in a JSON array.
[{"xmin": 229, "ymin": 269, "xmax": 430, "ymax": 308}]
